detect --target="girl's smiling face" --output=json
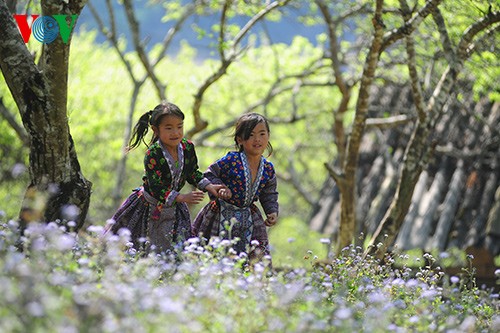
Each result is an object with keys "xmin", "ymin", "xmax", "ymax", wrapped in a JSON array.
[
  {"xmin": 153, "ymin": 115, "xmax": 184, "ymax": 150},
  {"xmin": 237, "ymin": 122, "xmax": 269, "ymax": 157}
]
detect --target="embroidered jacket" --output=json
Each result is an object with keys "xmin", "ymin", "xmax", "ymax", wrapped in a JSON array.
[
  {"xmin": 143, "ymin": 138, "xmax": 208, "ymax": 209},
  {"xmin": 206, "ymin": 151, "xmax": 279, "ymax": 216}
]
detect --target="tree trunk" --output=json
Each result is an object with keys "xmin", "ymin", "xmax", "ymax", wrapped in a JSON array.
[
  {"xmin": 335, "ymin": 0, "xmax": 385, "ymax": 254},
  {"xmin": 367, "ymin": 119, "xmax": 433, "ymax": 257},
  {"xmin": 0, "ymin": 0, "xmax": 91, "ymax": 231}
]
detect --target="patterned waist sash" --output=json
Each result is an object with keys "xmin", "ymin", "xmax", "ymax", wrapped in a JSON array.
[
  {"xmin": 140, "ymin": 187, "xmax": 177, "ymax": 221},
  {"xmin": 219, "ymin": 200, "xmax": 253, "ymax": 246},
  {"xmin": 140, "ymin": 187, "xmax": 158, "ymax": 205}
]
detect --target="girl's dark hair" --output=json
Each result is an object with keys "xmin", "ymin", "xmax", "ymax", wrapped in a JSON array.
[
  {"xmin": 234, "ymin": 112, "xmax": 273, "ymax": 156},
  {"xmin": 126, "ymin": 101, "xmax": 184, "ymax": 152}
]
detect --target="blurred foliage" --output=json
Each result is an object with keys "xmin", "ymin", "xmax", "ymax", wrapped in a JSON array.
[{"xmin": 0, "ymin": 84, "xmax": 28, "ymax": 220}]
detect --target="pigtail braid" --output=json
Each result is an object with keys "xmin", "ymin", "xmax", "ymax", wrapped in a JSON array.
[{"xmin": 126, "ymin": 111, "xmax": 153, "ymax": 152}]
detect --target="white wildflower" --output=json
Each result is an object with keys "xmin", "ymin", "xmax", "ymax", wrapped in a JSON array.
[
  {"xmin": 368, "ymin": 291, "xmax": 386, "ymax": 303},
  {"xmin": 335, "ymin": 308, "xmax": 352, "ymax": 320},
  {"xmin": 105, "ymin": 219, "xmax": 115, "ymax": 226},
  {"xmin": 27, "ymin": 302, "xmax": 44, "ymax": 317},
  {"xmin": 158, "ymin": 298, "xmax": 183, "ymax": 313},
  {"xmin": 87, "ymin": 225, "xmax": 104, "ymax": 234},
  {"xmin": 62, "ymin": 204, "xmax": 80, "ymax": 221},
  {"xmin": 186, "ymin": 237, "xmax": 200, "ymax": 244},
  {"xmin": 11, "ymin": 163, "xmax": 26, "ymax": 178},
  {"xmin": 55, "ymin": 234, "xmax": 75, "ymax": 251}
]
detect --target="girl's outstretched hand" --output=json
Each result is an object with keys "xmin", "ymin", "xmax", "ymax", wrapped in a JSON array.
[
  {"xmin": 265, "ymin": 212, "xmax": 278, "ymax": 227},
  {"xmin": 217, "ymin": 187, "xmax": 232, "ymax": 200},
  {"xmin": 205, "ymin": 184, "xmax": 226, "ymax": 197},
  {"xmin": 176, "ymin": 190, "xmax": 205, "ymax": 204}
]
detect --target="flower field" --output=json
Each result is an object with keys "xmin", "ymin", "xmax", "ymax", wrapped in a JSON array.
[{"xmin": 1, "ymin": 219, "xmax": 499, "ymax": 333}]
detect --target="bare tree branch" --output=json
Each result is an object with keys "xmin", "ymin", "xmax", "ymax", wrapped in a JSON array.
[
  {"xmin": 279, "ymin": 150, "xmax": 315, "ymax": 206},
  {"xmin": 381, "ymin": 0, "xmax": 442, "ymax": 52},
  {"xmin": 365, "ymin": 114, "xmax": 415, "ymax": 129},
  {"xmin": 87, "ymin": 1, "xmax": 136, "ymax": 80},
  {"xmin": 232, "ymin": 0, "xmax": 291, "ymax": 52},
  {"xmin": 400, "ymin": 0, "xmax": 426, "ymax": 121},
  {"xmin": 122, "ymin": 0, "xmax": 166, "ymax": 100},
  {"xmin": 465, "ymin": 22, "xmax": 500, "ymax": 57},
  {"xmin": 315, "ymin": 0, "xmax": 354, "ymax": 166},
  {"xmin": 324, "ymin": 162, "xmax": 346, "ymax": 188},
  {"xmin": 431, "ymin": 7, "xmax": 455, "ymax": 66},
  {"xmin": 195, "ymin": 57, "xmax": 329, "ymax": 143},
  {"xmin": 187, "ymin": 0, "xmax": 292, "ymax": 137},
  {"xmin": 152, "ymin": 2, "xmax": 196, "ymax": 66},
  {"xmin": 457, "ymin": 10, "xmax": 500, "ymax": 61},
  {"xmin": 0, "ymin": 97, "xmax": 29, "ymax": 145},
  {"xmin": 218, "ymin": 0, "xmax": 231, "ymax": 60}
]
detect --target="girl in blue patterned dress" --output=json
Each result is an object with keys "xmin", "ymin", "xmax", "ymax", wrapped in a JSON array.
[
  {"xmin": 106, "ymin": 102, "xmax": 224, "ymax": 254},
  {"xmin": 192, "ymin": 113, "xmax": 279, "ymax": 261}
]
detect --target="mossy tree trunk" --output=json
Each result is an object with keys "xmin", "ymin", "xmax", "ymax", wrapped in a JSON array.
[{"xmin": 0, "ymin": 0, "xmax": 91, "ymax": 231}]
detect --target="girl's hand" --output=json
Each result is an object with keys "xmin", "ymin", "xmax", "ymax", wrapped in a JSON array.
[
  {"xmin": 265, "ymin": 212, "xmax": 278, "ymax": 227},
  {"xmin": 176, "ymin": 190, "xmax": 204, "ymax": 204},
  {"xmin": 217, "ymin": 187, "xmax": 232, "ymax": 200},
  {"xmin": 205, "ymin": 184, "xmax": 225, "ymax": 197}
]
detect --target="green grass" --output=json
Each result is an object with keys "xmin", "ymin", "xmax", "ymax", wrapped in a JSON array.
[{"xmin": 269, "ymin": 216, "xmax": 329, "ymax": 269}]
